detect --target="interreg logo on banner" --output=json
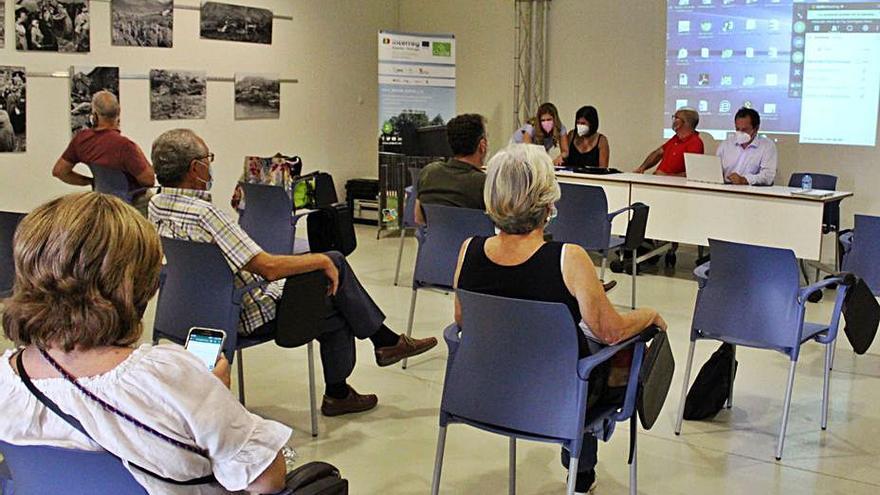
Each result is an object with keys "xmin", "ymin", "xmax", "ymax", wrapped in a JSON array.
[{"xmin": 377, "ymin": 31, "xmax": 457, "ymax": 135}]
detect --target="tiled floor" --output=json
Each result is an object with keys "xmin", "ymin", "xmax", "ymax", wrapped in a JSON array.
[{"xmin": 6, "ymin": 225, "xmax": 880, "ymax": 494}]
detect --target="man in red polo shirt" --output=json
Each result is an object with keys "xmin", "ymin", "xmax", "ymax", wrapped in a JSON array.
[
  {"xmin": 633, "ymin": 108, "xmax": 703, "ymax": 176},
  {"xmin": 52, "ymin": 91, "xmax": 155, "ymax": 215}
]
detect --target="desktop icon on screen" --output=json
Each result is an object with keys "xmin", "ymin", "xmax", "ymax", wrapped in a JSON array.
[
  {"xmin": 701, "ymin": 47, "xmax": 710, "ymax": 58},
  {"xmin": 720, "ymin": 75, "xmax": 732, "ymax": 86},
  {"xmin": 768, "ymin": 47, "xmax": 778, "ymax": 58},
  {"xmin": 678, "ymin": 48, "xmax": 689, "ymax": 59},
  {"xmin": 679, "ymin": 74, "xmax": 689, "ymax": 85},
  {"xmin": 743, "ymin": 75, "xmax": 755, "ymax": 86},
  {"xmin": 766, "ymin": 73, "xmax": 779, "ymax": 86},
  {"xmin": 719, "ymin": 100, "xmax": 731, "ymax": 112},
  {"xmin": 721, "ymin": 48, "xmax": 733, "ymax": 58},
  {"xmin": 698, "ymin": 73, "xmax": 710, "ymax": 86},
  {"xmin": 679, "ymin": 0, "xmax": 690, "ymax": 5},
  {"xmin": 679, "ymin": 20, "xmax": 691, "ymax": 33},
  {"xmin": 745, "ymin": 47, "xmax": 754, "ymax": 58},
  {"xmin": 699, "ymin": 100, "xmax": 709, "ymax": 112},
  {"xmin": 763, "ymin": 103, "xmax": 777, "ymax": 114},
  {"xmin": 769, "ymin": 19, "xmax": 781, "ymax": 31},
  {"xmin": 745, "ymin": 19, "xmax": 757, "ymax": 31},
  {"xmin": 676, "ymin": 99, "xmax": 689, "ymax": 109},
  {"xmin": 701, "ymin": 21, "xmax": 713, "ymax": 32},
  {"xmin": 722, "ymin": 20, "xmax": 734, "ymax": 32}
]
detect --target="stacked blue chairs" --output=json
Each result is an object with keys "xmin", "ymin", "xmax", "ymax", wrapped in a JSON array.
[
  {"xmin": 393, "ymin": 167, "xmax": 422, "ymax": 286},
  {"xmin": 88, "ymin": 164, "xmax": 148, "ymax": 205},
  {"xmin": 431, "ymin": 290, "xmax": 648, "ymax": 495},
  {"xmin": 548, "ymin": 183, "xmax": 650, "ymax": 309},
  {"xmin": 675, "ymin": 239, "xmax": 850, "ymax": 460},
  {"xmin": 403, "ymin": 204, "xmax": 495, "ymax": 369},
  {"xmin": 0, "ymin": 440, "xmax": 147, "ymax": 494},
  {"xmin": 238, "ymin": 182, "xmax": 311, "ymax": 255},
  {"xmin": 153, "ymin": 238, "xmax": 319, "ymax": 436},
  {"xmin": 840, "ymin": 214, "xmax": 880, "ymax": 295},
  {"xmin": 0, "ymin": 211, "xmax": 25, "ymax": 298}
]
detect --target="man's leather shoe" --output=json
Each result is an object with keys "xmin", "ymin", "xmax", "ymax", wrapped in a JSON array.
[
  {"xmin": 375, "ymin": 334, "xmax": 438, "ymax": 367},
  {"xmin": 602, "ymin": 280, "xmax": 617, "ymax": 292},
  {"xmin": 320, "ymin": 385, "xmax": 378, "ymax": 417}
]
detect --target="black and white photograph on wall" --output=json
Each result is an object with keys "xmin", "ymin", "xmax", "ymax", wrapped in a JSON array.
[
  {"xmin": 14, "ymin": 0, "xmax": 90, "ymax": 52},
  {"xmin": 111, "ymin": 0, "xmax": 173, "ymax": 48},
  {"xmin": 150, "ymin": 69, "xmax": 207, "ymax": 121},
  {"xmin": 234, "ymin": 73, "xmax": 280, "ymax": 120},
  {"xmin": 200, "ymin": 1, "xmax": 272, "ymax": 45},
  {"xmin": 70, "ymin": 66, "xmax": 120, "ymax": 135},
  {"xmin": 0, "ymin": 67, "xmax": 27, "ymax": 153},
  {"xmin": 1, "ymin": 1, "xmax": 6, "ymax": 49}
]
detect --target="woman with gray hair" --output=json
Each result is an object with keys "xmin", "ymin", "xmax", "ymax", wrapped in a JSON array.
[{"xmin": 452, "ymin": 143, "xmax": 666, "ymax": 493}]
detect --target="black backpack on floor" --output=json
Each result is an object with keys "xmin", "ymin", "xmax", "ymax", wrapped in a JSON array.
[
  {"xmin": 683, "ymin": 343, "xmax": 737, "ymax": 420},
  {"xmin": 281, "ymin": 461, "xmax": 348, "ymax": 494}
]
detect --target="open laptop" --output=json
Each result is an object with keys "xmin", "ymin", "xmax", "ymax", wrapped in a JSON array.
[{"xmin": 684, "ymin": 153, "xmax": 725, "ymax": 184}]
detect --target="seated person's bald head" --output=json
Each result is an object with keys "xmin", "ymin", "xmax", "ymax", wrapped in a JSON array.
[{"xmin": 91, "ymin": 90, "xmax": 120, "ymax": 123}]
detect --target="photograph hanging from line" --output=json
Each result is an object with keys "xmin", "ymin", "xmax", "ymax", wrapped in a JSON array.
[
  {"xmin": 0, "ymin": 66, "xmax": 26, "ymax": 153},
  {"xmin": 200, "ymin": 1, "xmax": 272, "ymax": 45},
  {"xmin": 150, "ymin": 69, "xmax": 207, "ymax": 121},
  {"xmin": 111, "ymin": 0, "xmax": 173, "ymax": 48},
  {"xmin": 70, "ymin": 66, "xmax": 120, "ymax": 135},
  {"xmin": 15, "ymin": 0, "xmax": 90, "ymax": 53},
  {"xmin": 0, "ymin": 1, "xmax": 6, "ymax": 49},
  {"xmin": 235, "ymin": 73, "xmax": 280, "ymax": 120}
]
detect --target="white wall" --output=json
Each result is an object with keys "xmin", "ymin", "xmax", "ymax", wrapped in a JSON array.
[
  {"xmin": 400, "ymin": 0, "xmax": 880, "ymax": 228},
  {"xmin": 0, "ymin": 0, "xmax": 399, "ymax": 214}
]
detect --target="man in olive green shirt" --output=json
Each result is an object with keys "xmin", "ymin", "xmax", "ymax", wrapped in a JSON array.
[{"xmin": 415, "ymin": 113, "xmax": 488, "ymax": 225}]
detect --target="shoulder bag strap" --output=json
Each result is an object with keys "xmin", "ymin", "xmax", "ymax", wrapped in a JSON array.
[{"xmin": 15, "ymin": 351, "xmax": 216, "ymax": 486}]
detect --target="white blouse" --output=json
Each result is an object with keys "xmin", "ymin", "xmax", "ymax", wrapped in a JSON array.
[{"xmin": 0, "ymin": 344, "xmax": 292, "ymax": 494}]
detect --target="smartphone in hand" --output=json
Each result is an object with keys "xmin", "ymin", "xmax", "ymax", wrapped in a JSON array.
[{"xmin": 184, "ymin": 327, "xmax": 227, "ymax": 371}]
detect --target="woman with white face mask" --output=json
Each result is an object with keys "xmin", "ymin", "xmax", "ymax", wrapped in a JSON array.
[
  {"xmin": 563, "ymin": 105, "xmax": 610, "ymax": 169},
  {"xmin": 519, "ymin": 102, "xmax": 569, "ymax": 165}
]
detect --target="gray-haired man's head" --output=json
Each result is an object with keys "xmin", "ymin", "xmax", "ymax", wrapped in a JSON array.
[{"xmin": 151, "ymin": 129, "xmax": 209, "ymax": 187}]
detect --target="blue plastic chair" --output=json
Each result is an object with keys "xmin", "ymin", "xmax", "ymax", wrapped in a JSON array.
[
  {"xmin": 153, "ymin": 238, "xmax": 318, "ymax": 436},
  {"xmin": 403, "ymin": 205, "xmax": 495, "ymax": 368},
  {"xmin": 0, "ymin": 440, "xmax": 147, "ymax": 494},
  {"xmin": 549, "ymin": 183, "xmax": 650, "ymax": 308},
  {"xmin": 431, "ymin": 290, "xmax": 648, "ymax": 495},
  {"xmin": 840, "ymin": 215, "xmax": 880, "ymax": 296},
  {"xmin": 0, "ymin": 211, "xmax": 25, "ymax": 298},
  {"xmin": 238, "ymin": 182, "xmax": 311, "ymax": 255},
  {"xmin": 674, "ymin": 239, "xmax": 850, "ymax": 460},
  {"xmin": 393, "ymin": 167, "xmax": 422, "ymax": 286},
  {"xmin": 88, "ymin": 164, "xmax": 148, "ymax": 205}
]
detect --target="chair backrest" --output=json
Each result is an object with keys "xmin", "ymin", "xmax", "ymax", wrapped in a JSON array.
[
  {"xmin": 788, "ymin": 172, "xmax": 839, "ymax": 230},
  {"xmin": 845, "ymin": 214, "xmax": 880, "ymax": 294},
  {"xmin": 441, "ymin": 290, "xmax": 587, "ymax": 441},
  {"xmin": 692, "ymin": 239, "xmax": 803, "ymax": 351},
  {"xmin": 0, "ymin": 211, "xmax": 25, "ymax": 297},
  {"xmin": 415, "ymin": 205, "xmax": 495, "ymax": 288},
  {"xmin": 153, "ymin": 238, "xmax": 240, "ymax": 355},
  {"xmin": 402, "ymin": 167, "xmax": 421, "ymax": 229},
  {"xmin": 238, "ymin": 182, "xmax": 296, "ymax": 255},
  {"xmin": 0, "ymin": 440, "xmax": 147, "ymax": 494},
  {"xmin": 548, "ymin": 183, "xmax": 612, "ymax": 251},
  {"xmin": 88, "ymin": 164, "xmax": 134, "ymax": 203}
]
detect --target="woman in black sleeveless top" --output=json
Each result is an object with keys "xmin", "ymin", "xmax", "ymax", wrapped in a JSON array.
[
  {"xmin": 453, "ymin": 143, "xmax": 665, "ymax": 493},
  {"xmin": 563, "ymin": 105, "xmax": 610, "ymax": 168}
]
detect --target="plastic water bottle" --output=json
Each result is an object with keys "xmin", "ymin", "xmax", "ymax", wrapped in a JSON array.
[{"xmin": 801, "ymin": 174, "xmax": 813, "ymax": 191}]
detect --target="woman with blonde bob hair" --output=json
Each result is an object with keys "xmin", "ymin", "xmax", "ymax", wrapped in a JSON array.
[
  {"xmin": 0, "ymin": 193, "xmax": 290, "ymax": 494},
  {"xmin": 452, "ymin": 144, "xmax": 667, "ymax": 493}
]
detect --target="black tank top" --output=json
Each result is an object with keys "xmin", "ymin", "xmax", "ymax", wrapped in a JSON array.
[
  {"xmin": 457, "ymin": 237, "xmax": 589, "ymax": 357},
  {"xmin": 565, "ymin": 133, "xmax": 602, "ymax": 168}
]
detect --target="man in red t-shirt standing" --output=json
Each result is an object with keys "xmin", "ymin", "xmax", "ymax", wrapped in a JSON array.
[
  {"xmin": 633, "ymin": 108, "xmax": 703, "ymax": 176},
  {"xmin": 52, "ymin": 91, "xmax": 155, "ymax": 215}
]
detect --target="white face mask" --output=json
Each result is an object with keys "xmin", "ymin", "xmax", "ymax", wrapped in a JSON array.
[
  {"xmin": 733, "ymin": 131, "xmax": 752, "ymax": 145},
  {"xmin": 576, "ymin": 124, "xmax": 590, "ymax": 137}
]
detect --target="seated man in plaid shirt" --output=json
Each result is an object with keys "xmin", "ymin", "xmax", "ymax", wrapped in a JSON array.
[{"xmin": 148, "ymin": 129, "xmax": 437, "ymax": 417}]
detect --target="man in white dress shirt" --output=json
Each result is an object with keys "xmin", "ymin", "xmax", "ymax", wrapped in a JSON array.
[{"xmin": 716, "ymin": 107, "xmax": 777, "ymax": 186}]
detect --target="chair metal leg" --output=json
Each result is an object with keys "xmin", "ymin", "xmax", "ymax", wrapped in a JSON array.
[
  {"xmin": 307, "ymin": 341, "xmax": 318, "ymax": 437},
  {"xmin": 630, "ymin": 427, "xmax": 638, "ymax": 495},
  {"xmin": 726, "ymin": 345, "xmax": 736, "ymax": 409},
  {"xmin": 675, "ymin": 341, "xmax": 697, "ymax": 435},
  {"xmin": 799, "ymin": 259, "xmax": 810, "ymax": 285},
  {"xmin": 821, "ymin": 343, "xmax": 833, "ymax": 431},
  {"xmin": 631, "ymin": 254, "xmax": 637, "ymax": 309},
  {"xmin": 430, "ymin": 427, "xmax": 448, "ymax": 495},
  {"xmin": 508, "ymin": 438, "xmax": 516, "ymax": 495},
  {"xmin": 776, "ymin": 360, "xmax": 799, "ymax": 460},
  {"xmin": 236, "ymin": 349, "xmax": 246, "ymax": 406},
  {"xmin": 600, "ymin": 253, "xmax": 607, "ymax": 282},
  {"xmin": 402, "ymin": 288, "xmax": 418, "ymax": 369},
  {"xmin": 393, "ymin": 228, "xmax": 407, "ymax": 286},
  {"xmin": 829, "ymin": 338, "xmax": 837, "ymax": 371},
  {"xmin": 565, "ymin": 457, "xmax": 580, "ymax": 495}
]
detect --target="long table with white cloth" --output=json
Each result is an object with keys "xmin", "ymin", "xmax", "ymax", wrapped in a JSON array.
[{"xmin": 555, "ymin": 171, "xmax": 853, "ymax": 261}]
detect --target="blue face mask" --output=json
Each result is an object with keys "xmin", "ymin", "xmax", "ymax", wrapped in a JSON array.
[{"xmin": 195, "ymin": 160, "xmax": 213, "ymax": 191}]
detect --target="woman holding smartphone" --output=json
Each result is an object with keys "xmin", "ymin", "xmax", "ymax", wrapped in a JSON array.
[{"xmin": 0, "ymin": 192, "xmax": 289, "ymax": 494}]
